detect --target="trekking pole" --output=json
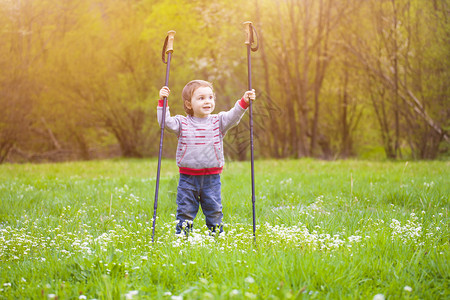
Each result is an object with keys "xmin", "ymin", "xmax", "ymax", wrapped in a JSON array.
[
  {"xmin": 243, "ymin": 21, "xmax": 258, "ymax": 239},
  {"xmin": 152, "ymin": 30, "xmax": 176, "ymax": 243}
]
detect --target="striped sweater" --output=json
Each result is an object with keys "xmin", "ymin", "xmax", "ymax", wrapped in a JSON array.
[{"xmin": 157, "ymin": 98, "xmax": 249, "ymax": 175}]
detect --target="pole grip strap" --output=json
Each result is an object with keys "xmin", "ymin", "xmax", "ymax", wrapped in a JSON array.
[{"xmin": 243, "ymin": 21, "xmax": 259, "ymax": 52}]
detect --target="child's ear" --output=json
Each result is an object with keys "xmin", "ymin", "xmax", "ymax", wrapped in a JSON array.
[{"xmin": 185, "ymin": 101, "xmax": 192, "ymax": 109}]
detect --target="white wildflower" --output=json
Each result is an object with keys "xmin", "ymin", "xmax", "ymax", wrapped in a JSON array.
[
  {"xmin": 245, "ymin": 276, "xmax": 255, "ymax": 284},
  {"xmin": 373, "ymin": 294, "xmax": 385, "ymax": 300},
  {"xmin": 125, "ymin": 290, "xmax": 139, "ymax": 299}
]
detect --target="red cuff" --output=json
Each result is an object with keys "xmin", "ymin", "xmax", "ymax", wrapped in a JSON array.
[
  {"xmin": 239, "ymin": 97, "xmax": 249, "ymax": 109},
  {"xmin": 158, "ymin": 99, "xmax": 169, "ymax": 107}
]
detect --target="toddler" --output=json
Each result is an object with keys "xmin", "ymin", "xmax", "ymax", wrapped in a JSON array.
[{"xmin": 157, "ymin": 80, "xmax": 255, "ymax": 234}]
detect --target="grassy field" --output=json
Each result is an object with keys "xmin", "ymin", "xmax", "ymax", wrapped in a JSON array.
[{"xmin": 0, "ymin": 159, "xmax": 448, "ymax": 299}]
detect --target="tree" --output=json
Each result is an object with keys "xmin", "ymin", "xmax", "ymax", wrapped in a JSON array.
[
  {"xmin": 0, "ymin": 0, "xmax": 45, "ymax": 162},
  {"xmin": 255, "ymin": 0, "xmax": 361, "ymax": 158},
  {"xmin": 343, "ymin": 0, "xmax": 449, "ymax": 159}
]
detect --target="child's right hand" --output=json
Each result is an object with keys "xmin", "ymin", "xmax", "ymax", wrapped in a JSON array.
[{"xmin": 159, "ymin": 86, "xmax": 170, "ymax": 99}]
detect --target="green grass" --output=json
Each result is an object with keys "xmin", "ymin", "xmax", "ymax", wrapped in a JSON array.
[{"xmin": 0, "ymin": 159, "xmax": 449, "ymax": 299}]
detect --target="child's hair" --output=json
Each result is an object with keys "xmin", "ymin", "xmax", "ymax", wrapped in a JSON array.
[{"xmin": 182, "ymin": 80, "xmax": 214, "ymax": 116}]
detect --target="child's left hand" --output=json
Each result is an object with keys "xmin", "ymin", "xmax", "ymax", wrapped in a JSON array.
[{"xmin": 243, "ymin": 89, "xmax": 256, "ymax": 103}]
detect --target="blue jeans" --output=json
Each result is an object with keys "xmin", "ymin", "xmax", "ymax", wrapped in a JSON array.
[{"xmin": 175, "ymin": 174, "xmax": 223, "ymax": 234}]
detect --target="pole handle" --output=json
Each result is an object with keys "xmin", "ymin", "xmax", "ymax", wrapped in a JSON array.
[
  {"xmin": 166, "ymin": 30, "xmax": 176, "ymax": 53},
  {"xmin": 162, "ymin": 30, "xmax": 176, "ymax": 64},
  {"xmin": 243, "ymin": 21, "xmax": 253, "ymax": 45}
]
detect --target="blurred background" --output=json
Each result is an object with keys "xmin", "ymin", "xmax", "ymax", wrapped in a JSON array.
[{"xmin": 0, "ymin": 0, "xmax": 448, "ymax": 163}]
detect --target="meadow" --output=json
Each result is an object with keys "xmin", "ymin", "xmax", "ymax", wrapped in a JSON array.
[{"xmin": 0, "ymin": 159, "xmax": 448, "ymax": 299}]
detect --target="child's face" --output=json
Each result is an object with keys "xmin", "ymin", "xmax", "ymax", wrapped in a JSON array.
[{"xmin": 187, "ymin": 86, "xmax": 215, "ymax": 118}]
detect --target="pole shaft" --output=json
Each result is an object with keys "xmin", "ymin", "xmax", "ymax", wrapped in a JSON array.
[
  {"xmin": 247, "ymin": 45, "xmax": 256, "ymax": 237},
  {"xmin": 152, "ymin": 52, "xmax": 172, "ymax": 243}
]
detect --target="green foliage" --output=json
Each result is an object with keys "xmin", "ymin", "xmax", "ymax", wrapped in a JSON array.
[
  {"xmin": 0, "ymin": 0, "xmax": 448, "ymax": 162},
  {"xmin": 0, "ymin": 159, "xmax": 448, "ymax": 299}
]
